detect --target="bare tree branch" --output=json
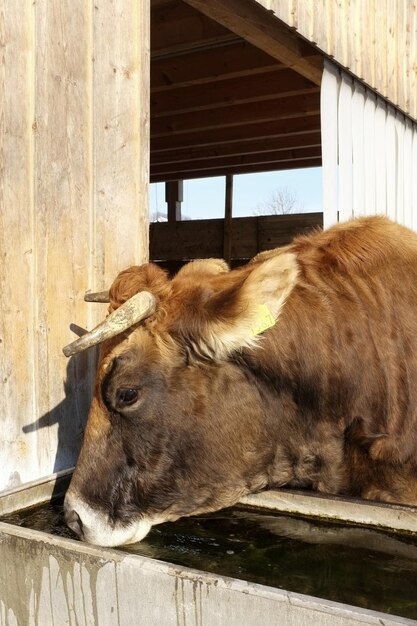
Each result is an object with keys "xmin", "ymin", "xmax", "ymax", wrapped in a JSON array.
[{"xmin": 253, "ymin": 187, "xmax": 302, "ymax": 216}]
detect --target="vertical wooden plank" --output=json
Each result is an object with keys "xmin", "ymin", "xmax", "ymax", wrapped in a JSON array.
[
  {"xmin": 34, "ymin": 0, "xmax": 94, "ymax": 474},
  {"xmin": 311, "ymin": 0, "xmax": 323, "ymax": 47},
  {"xmin": 269, "ymin": 0, "xmax": 294, "ymax": 26},
  {"xmin": 323, "ymin": 0, "xmax": 335, "ymax": 59},
  {"xmin": 364, "ymin": 0, "xmax": 376, "ymax": 89},
  {"xmin": 296, "ymin": 0, "xmax": 314, "ymax": 44},
  {"xmin": 397, "ymin": 0, "xmax": 408, "ymax": 114},
  {"xmin": 223, "ymin": 174, "xmax": 233, "ymax": 263},
  {"xmin": 386, "ymin": 0, "xmax": 398, "ymax": 106},
  {"xmin": 321, "ymin": 60, "xmax": 339, "ymax": 227},
  {"xmin": 0, "ymin": 1, "xmax": 35, "ymax": 489},
  {"xmin": 166, "ymin": 180, "xmax": 183, "ymax": 222},
  {"xmin": 374, "ymin": 0, "xmax": 388, "ymax": 102},
  {"xmin": 0, "ymin": 0, "xmax": 150, "ymax": 491},
  {"xmin": 93, "ymin": 0, "xmax": 150, "ymax": 286},
  {"xmin": 335, "ymin": 0, "xmax": 349, "ymax": 68},
  {"xmin": 349, "ymin": 0, "xmax": 362, "ymax": 80},
  {"xmin": 410, "ymin": 1, "xmax": 417, "ymax": 120},
  {"xmin": 290, "ymin": 0, "xmax": 298, "ymax": 29}
]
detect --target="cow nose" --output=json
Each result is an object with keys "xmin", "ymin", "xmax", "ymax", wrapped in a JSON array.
[{"xmin": 65, "ymin": 508, "xmax": 84, "ymax": 539}]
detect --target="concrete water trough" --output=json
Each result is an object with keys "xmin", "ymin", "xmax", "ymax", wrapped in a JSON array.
[{"xmin": 1, "ymin": 471, "xmax": 417, "ymax": 626}]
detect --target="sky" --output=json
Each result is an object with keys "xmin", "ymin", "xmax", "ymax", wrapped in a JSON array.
[{"xmin": 150, "ymin": 167, "xmax": 323, "ymax": 220}]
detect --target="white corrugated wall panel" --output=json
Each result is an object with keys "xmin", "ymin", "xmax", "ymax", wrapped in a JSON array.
[
  {"xmin": 385, "ymin": 107, "xmax": 397, "ymax": 222},
  {"xmin": 321, "ymin": 61, "xmax": 417, "ymax": 230},
  {"xmin": 395, "ymin": 112, "xmax": 405, "ymax": 224},
  {"xmin": 320, "ymin": 60, "xmax": 339, "ymax": 227},
  {"xmin": 403, "ymin": 119, "xmax": 413, "ymax": 228},
  {"xmin": 374, "ymin": 100, "xmax": 387, "ymax": 216},
  {"xmin": 352, "ymin": 83, "xmax": 365, "ymax": 216},
  {"xmin": 337, "ymin": 73, "xmax": 354, "ymax": 223},
  {"xmin": 363, "ymin": 93, "xmax": 376, "ymax": 216},
  {"xmin": 413, "ymin": 129, "xmax": 417, "ymax": 230}
]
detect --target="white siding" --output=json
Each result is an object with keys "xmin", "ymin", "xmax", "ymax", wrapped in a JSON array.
[{"xmin": 321, "ymin": 60, "xmax": 417, "ymax": 229}]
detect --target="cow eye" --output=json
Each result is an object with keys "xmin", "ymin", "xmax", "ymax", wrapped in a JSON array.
[{"xmin": 117, "ymin": 388, "xmax": 139, "ymax": 407}]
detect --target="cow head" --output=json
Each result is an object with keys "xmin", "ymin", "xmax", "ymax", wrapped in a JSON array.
[{"xmin": 63, "ymin": 253, "xmax": 298, "ymax": 546}]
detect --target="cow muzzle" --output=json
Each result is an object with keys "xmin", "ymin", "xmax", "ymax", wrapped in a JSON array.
[{"xmin": 64, "ymin": 490, "xmax": 153, "ymax": 547}]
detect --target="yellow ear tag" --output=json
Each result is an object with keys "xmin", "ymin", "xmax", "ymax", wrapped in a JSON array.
[{"xmin": 250, "ymin": 304, "xmax": 276, "ymax": 336}]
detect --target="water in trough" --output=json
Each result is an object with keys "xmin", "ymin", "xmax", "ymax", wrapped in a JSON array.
[{"xmin": 2, "ymin": 499, "xmax": 417, "ymax": 620}]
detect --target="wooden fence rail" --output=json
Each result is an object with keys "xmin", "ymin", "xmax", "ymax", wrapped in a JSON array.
[{"xmin": 150, "ymin": 212, "xmax": 323, "ymax": 262}]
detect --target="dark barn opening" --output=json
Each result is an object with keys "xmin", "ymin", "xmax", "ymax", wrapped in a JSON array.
[{"xmin": 149, "ymin": 0, "xmax": 324, "ymax": 272}]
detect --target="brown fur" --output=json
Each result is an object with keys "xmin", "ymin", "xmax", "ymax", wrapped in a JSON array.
[
  {"xmin": 111, "ymin": 216, "xmax": 417, "ymax": 478},
  {"xmin": 108, "ymin": 263, "xmax": 170, "ymax": 311},
  {"xmin": 68, "ymin": 216, "xmax": 417, "ymax": 539}
]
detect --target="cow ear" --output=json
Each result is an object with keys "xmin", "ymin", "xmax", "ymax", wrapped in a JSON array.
[
  {"xmin": 241, "ymin": 252, "xmax": 298, "ymax": 317},
  {"xmin": 185, "ymin": 252, "xmax": 299, "ymax": 360}
]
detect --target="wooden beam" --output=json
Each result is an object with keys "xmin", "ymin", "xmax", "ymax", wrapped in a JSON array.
[
  {"xmin": 151, "ymin": 0, "xmax": 176, "ymax": 7},
  {"xmin": 152, "ymin": 0, "xmax": 237, "ymax": 58},
  {"xmin": 151, "ymin": 130, "xmax": 322, "ymax": 165},
  {"xmin": 151, "ymin": 40, "xmax": 279, "ymax": 90},
  {"xmin": 152, "ymin": 68, "xmax": 317, "ymax": 116},
  {"xmin": 223, "ymin": 174, "xmax": 233, "ymax": 263},
  {"xmin": 182, "ymin": 0, "xmax": 323, "ymax": 85},
  {"xmin": 152, "ymin": 145, "xmax": 321, "ymax": 178},
  {"xmin": 151, "ymin": 157, "xmax": 322, "ymax": 182},
  {"xmin": 151, "ymin": 92, "xmax": 320, "ymax": 136},
  {"xmin": 165, "ymin": 180, "xmax": 183, "ymax": 221},
  {"xmin": 151, "ymin": 114, "xmax": 321, "ymax": 152}
]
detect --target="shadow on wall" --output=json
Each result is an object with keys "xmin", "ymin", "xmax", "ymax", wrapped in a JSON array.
[{"xmin": 22, "ymin": 349, "xmax": 98, "ymax": 478}]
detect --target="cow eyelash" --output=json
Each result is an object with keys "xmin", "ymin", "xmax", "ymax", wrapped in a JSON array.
[{"xmin": 117, "ymin": 388, "xmax": 139, "ymax": 407}]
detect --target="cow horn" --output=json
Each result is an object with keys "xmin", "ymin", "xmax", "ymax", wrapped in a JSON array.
[
  {"xmin": 84, "ymin": 290, "xmax": 110, "ymax": 303},
  {"xmin": 63, "ymin": 291, "xmax": 156, "ymax": 357}
]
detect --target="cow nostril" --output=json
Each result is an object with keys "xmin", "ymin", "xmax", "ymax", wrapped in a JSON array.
[{"xmin": 65, "ymin": 508, "xmax": 84, "ymax": 539}]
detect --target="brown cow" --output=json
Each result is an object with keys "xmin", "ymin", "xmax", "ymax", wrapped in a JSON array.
[{"xmin": 63, "ymin": 216, "xmax": 417, "ymax": 546}]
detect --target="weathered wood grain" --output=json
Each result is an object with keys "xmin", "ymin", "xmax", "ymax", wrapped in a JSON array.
[
  {"xmin": 0, "ymin": 1, "xmax": 35, "ymax": 489},
  {"xmin": 0, "ymin": 0, "xmax": 150, "ymax": 492}
]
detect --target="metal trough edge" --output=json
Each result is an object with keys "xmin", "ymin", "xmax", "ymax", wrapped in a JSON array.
[{"xmin": 240, "ymin": 490, "xmax": 417, "ymax": 534}]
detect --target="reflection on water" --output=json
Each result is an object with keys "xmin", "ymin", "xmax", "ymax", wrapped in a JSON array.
[{"xmin": 2, "ymin": 501, "xmax": 417, "ymax": 619}]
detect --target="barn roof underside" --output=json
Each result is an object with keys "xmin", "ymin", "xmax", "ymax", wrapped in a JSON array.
[{"xmin": 150, "ymin": 0, "xmax": 323, "ymax": 182}]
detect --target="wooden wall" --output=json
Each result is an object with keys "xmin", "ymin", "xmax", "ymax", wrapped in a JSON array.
[
  {"xmin": 255, "ymin": 0, "xmax": 417, "ymax": 122},
  {"xmin": 150, "ymin": 213, "xmax": 323, "ymax": 262},
  {"xmin": 0, "ymin": 1, "xmax": 150, "ymax": 491}
]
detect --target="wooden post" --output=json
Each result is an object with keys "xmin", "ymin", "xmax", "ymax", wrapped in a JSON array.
[
  {"xmin": 166, "ymin": 180, "xmax": 183, "ymax": 222},
  {"xmin": 0, "ymin": 0, "xmax": 150, "ymax": 491},
  {"xmin": 223, "ymin": 174, "xmax": 234, "ymax": 263}
]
